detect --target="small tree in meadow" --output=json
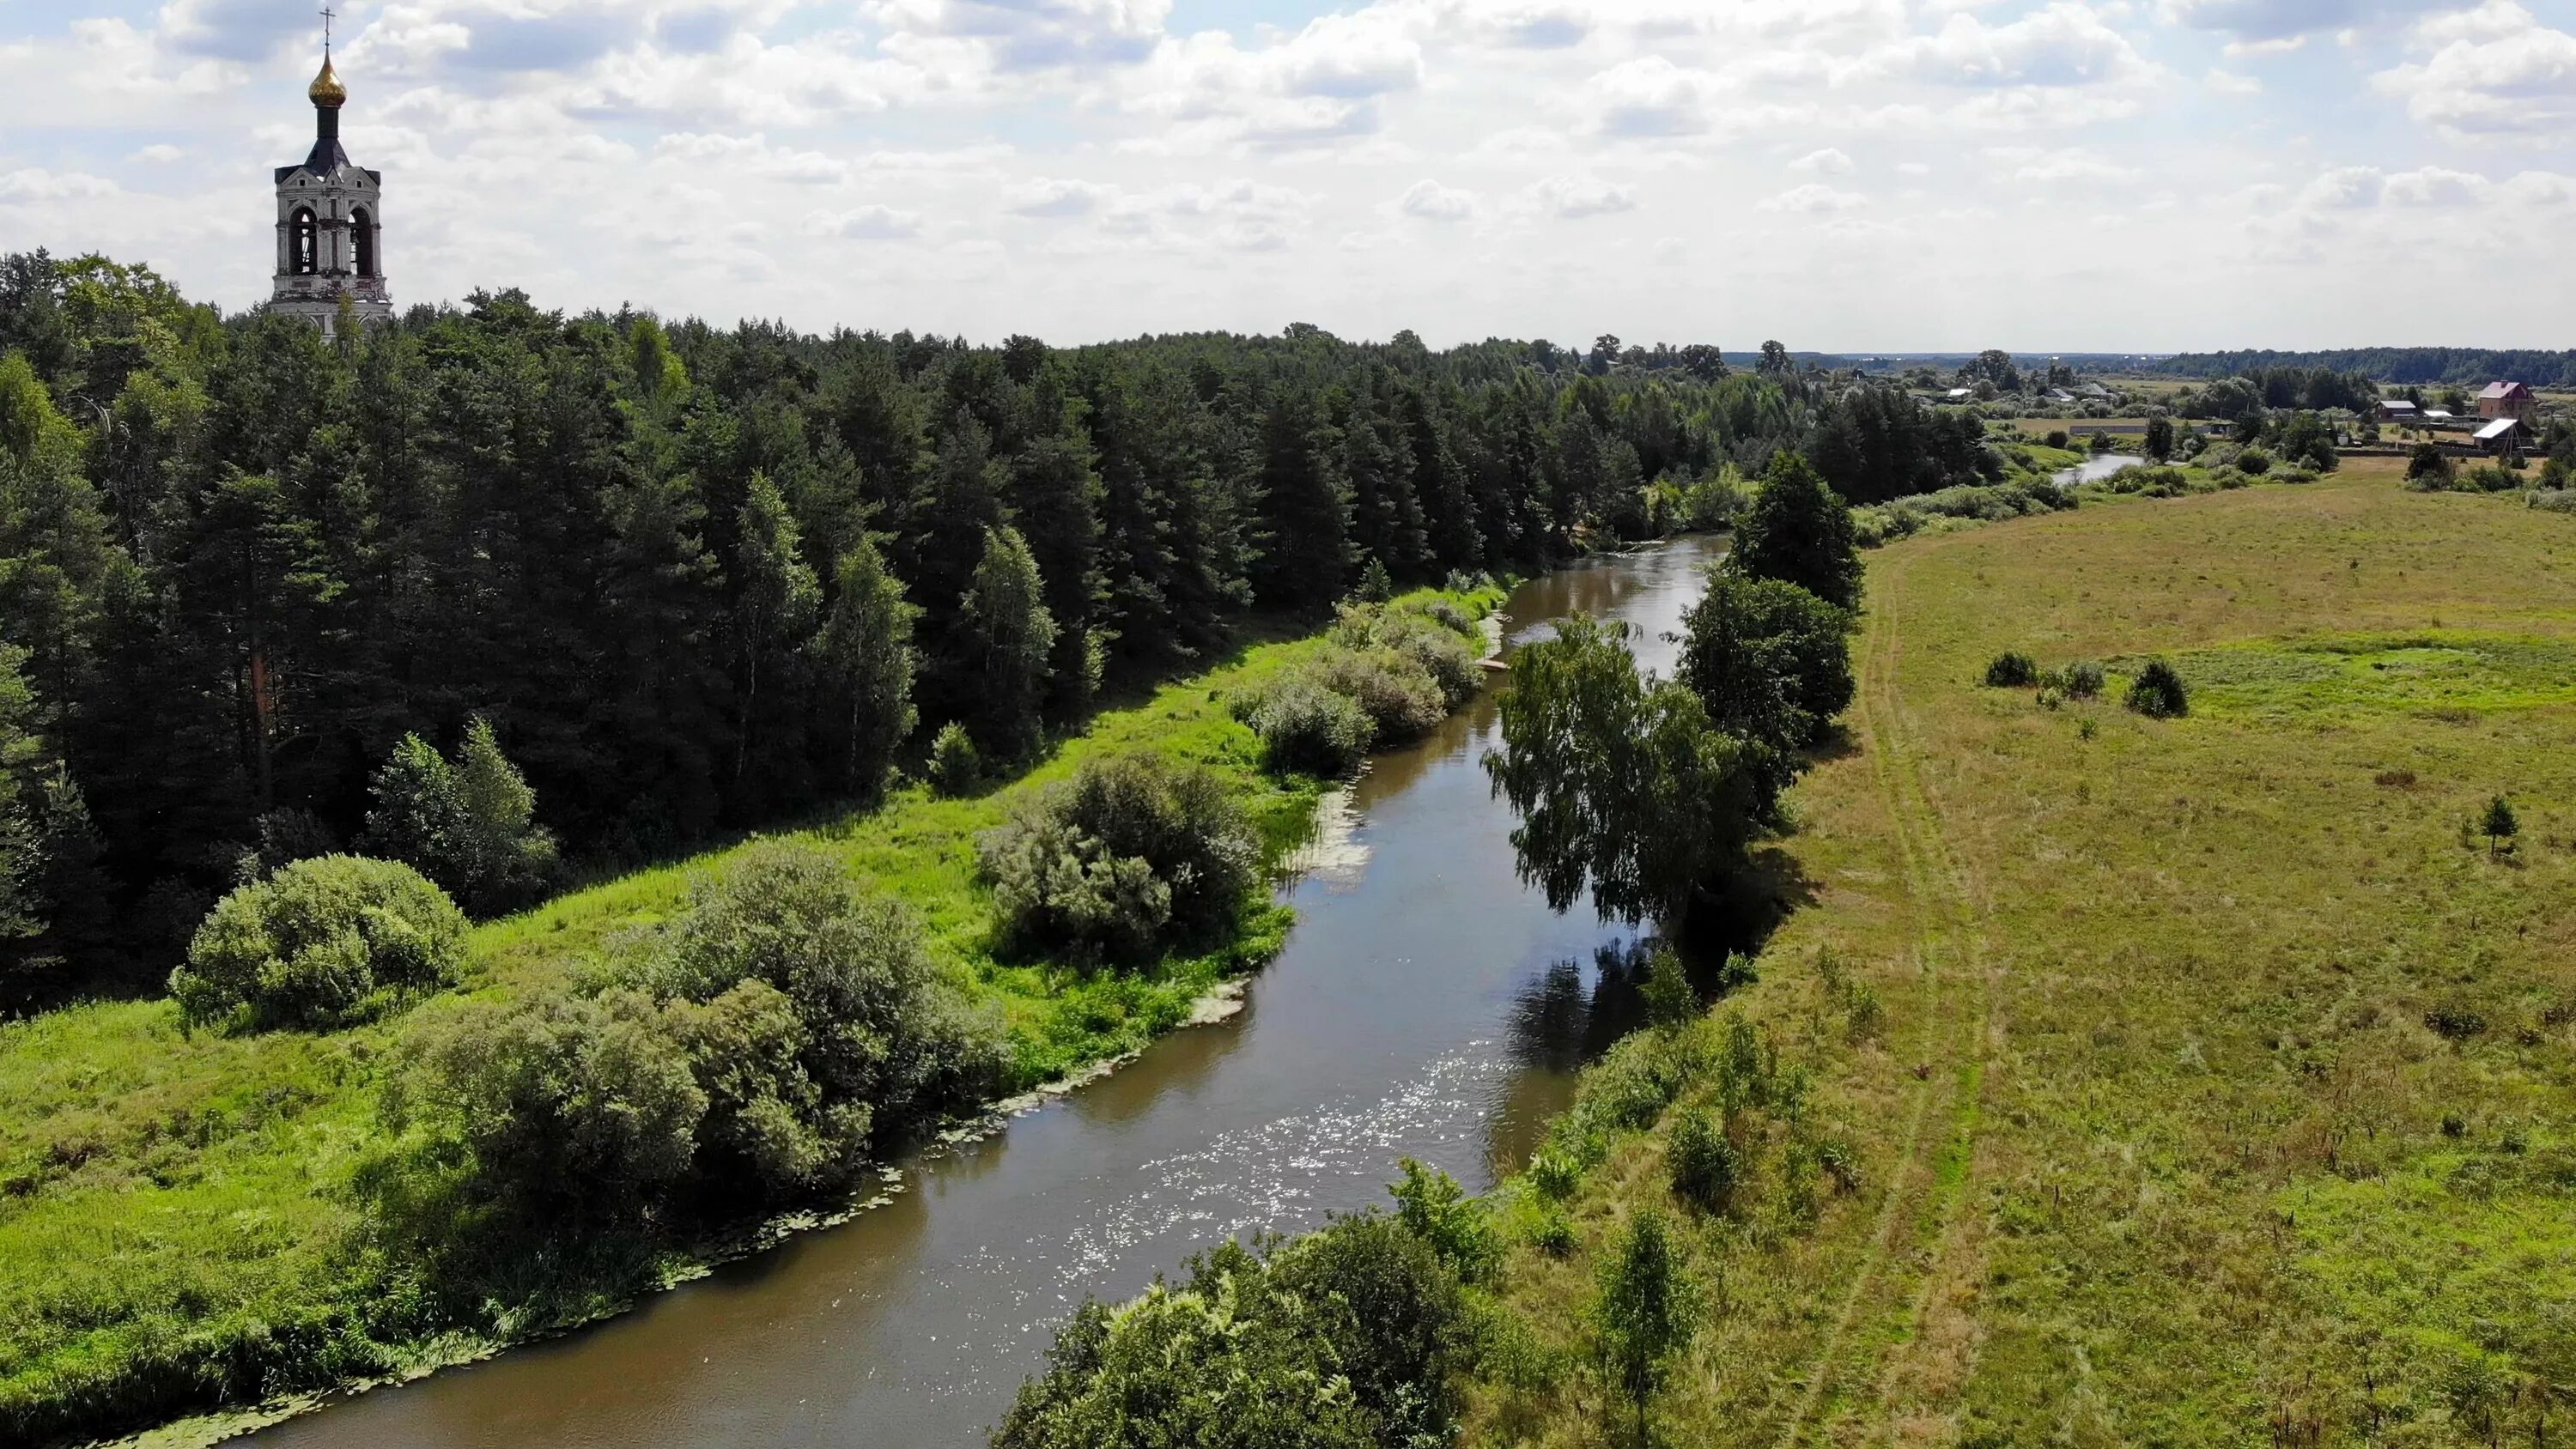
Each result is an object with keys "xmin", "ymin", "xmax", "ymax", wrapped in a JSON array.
[
  {"xmin": 2482, "ymin": 796, "xmax": 2519, "ymax": 857},
  {"xmin": 2126, "ymin": 659, "xmax": 2189, "ymax": 718},
  {"xmin": 1984, "ymin": 652, "xmax": 2038, "ymax": 688},
  {"xmin": 2143, "ymin": 415, "xmax": 2175, "ymax": 462},
  {"xmin": 1595, "ymin": 1208, "xmax": 1701, "ymax": 1445}
]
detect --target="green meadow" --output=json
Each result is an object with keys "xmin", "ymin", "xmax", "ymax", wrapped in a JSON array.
[{"xmin": 1464, "ymin": 461, "xmax": 2576, "ymax": 1446}]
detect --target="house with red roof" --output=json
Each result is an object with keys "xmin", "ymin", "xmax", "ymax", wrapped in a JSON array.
[{"xmin": 2477, "ymin": 381, "xmax": 2537, "ymax": 422}]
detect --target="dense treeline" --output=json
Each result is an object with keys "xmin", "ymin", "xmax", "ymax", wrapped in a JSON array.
[
  {"xmin": 0, "ymin": 249, "xmax": 1997, "ymax": 1009},
  {"xmin": 2168, "ymin": 366, "xmax": 2380, "ymax": 419},
  {"xmin": 2154, "ymin": 347, "xmax": 2576, "ymax": 387}
]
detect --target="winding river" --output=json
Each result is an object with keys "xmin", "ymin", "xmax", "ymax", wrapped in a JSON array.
[{"xmin": 238, "ymin": 535, "xmax": 1727, "ymax": 1449}]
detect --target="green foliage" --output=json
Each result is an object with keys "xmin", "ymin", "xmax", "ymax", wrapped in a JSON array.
[
  {"xmin": 1594, "ymin": 1208, "xmax": 1701, "ymax": 1440},
  {"xmin": 386, "ymin": 842, "xmax": 1001, "ymax": 1216},
  {"xmin": 1640, "ymin": 948, "xmax": 1698, "ymax": 1028},
  {"xmin": 2407, "ymin": 440, "xmax": 2456, "ymax": 488},
  {"xmin": 996, "ymin": 1194, "xmax": 1469, "ymax": 1449},
  {"xmin": 169, "ymin": 856, "xmax": 466, "ymax": 1031},
  {"xmin": 978, "ymin": 752, "xmax": 1260, "ymax": 967},
  {"xmin": 1667, "ymin": 1106, "xmax": 1741, "ymax": 1215},
  {"xmin": 360, "ymin": 721, "xmax": 559, "ymax": 917},
  {"xmin": 2126, "ymin": 658, "xmax": 2190, "ymax": 718},
  {"xmin": 2060, "ymin": 658, "xmax": 2106, "ymax": 698},
  {"xmin": 929, "ymin": 721, "xmax": 981, "ymax": 797},
  {"xmin": 2142, "ymin": 415, "xmax": 2175, "ymax": 461},
  {"xmin": 1984, "ymin": 652, "xmax": 2039, "ymax": 688},
  {"xmin": 1678, "ymin": 570, "xmax": 1856, "ymax": 752},
  {"xmin": 809, "ymin": 531, "xmax": 919, "ymax": 802},
  {"xmin": 2481, "ymin": 795, "xmax": 2519, "ymax": 855},
  {"xmin": 1733, "ymin": 451, "xmax": 1864, "ymax": 611},
  {"xmin": 1391, "ymin": 1156, "xmax": 1501, "ymax": 1282},
  {"xmin": 957, "ymin": 525, "xmax": 1059, "ymax": 766},
  {"xmin": 1484, "ymin": 615, "xmax": 1772, "ymax": 925},
  {"xmin": 1242, "ymin": 676, "xmax": 1373, "ymax": 777}
]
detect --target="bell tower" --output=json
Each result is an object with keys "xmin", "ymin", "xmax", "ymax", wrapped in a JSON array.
[{"xmin": 267, "ymin": 12, "xmax": 390, "ymax": 336}]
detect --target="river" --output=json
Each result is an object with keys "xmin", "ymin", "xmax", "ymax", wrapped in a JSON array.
[{"xmin": 237, "ymin": 535, "xmax": 1727, "ymax": 1449}]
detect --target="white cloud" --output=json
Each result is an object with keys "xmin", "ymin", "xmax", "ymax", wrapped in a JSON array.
[
  {"xmin": 1907, "ymin": 4, "xmax": 2156, "ymax": 88},
  {"xmin": 1759, "ymin": 183, "xmax": 1868, "ymax": 213},
  {"xmin": 2374, "ymin": 2, "xmax": 2576, "ymax": 139},
  {"xmin": 2163, "ymin": 0, "xmax": 2397, "ymax": 42},
  {"xmin": 1005, "ymin": 179, "xmax": 1113, "ymax": 217},
  {"xmin": 2204, "ymin": 69, "xmax": 2263, "ymax": 94},
  {"xmin": 0, "ymin": 169, "xmax": 123, "ymax": 203},
  {"xmin": 1527, "ymin": 174, "xmax": 1637, "ymax": 218},
  {"xmin": 1789, "ymin": 147, "xmax": 1856, "ymax": 175},
  {"xmin": 1398, "ymin": 179, "xmax": 1478, "ymax": 221},
  {"xmin": 808, "ymin": 204, "xmax": 926, "ymax": 239},
  {"xmin": 1987, "ymin": 145, "xmax": 2136, "ymax": 183}
]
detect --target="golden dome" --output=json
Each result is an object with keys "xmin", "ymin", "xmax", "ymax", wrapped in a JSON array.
[{"xmin": 307, "ymin": 55, "xmax": 346, "ymax": 108}]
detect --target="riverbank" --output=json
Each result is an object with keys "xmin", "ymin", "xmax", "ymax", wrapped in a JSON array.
[
  {"xmin": 0, "ymin": 582, "xmax": 1508, "ymax": 1448},
  {"xmin": 1459, "ymin": 463, "xmax": 2576, "ymax": 1441}
]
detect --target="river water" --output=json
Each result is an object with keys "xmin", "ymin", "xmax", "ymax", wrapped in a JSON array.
[{"xmin": 240, "ymin": 535, "xmax": 1727, "ymax": 1449}]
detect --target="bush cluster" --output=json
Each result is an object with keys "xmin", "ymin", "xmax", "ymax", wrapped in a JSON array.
[
  {"xmin": 1852, "ymin": 479, "xmax": 2073, "ymax": 547},
  {"xmin": 1984, "ymin": 652, "xmax": 2039, "ymax": 687},
  {"xmin": 170, "ymin": 856, "xmax": 468, "ymax": 1031},
  {"xmin": 381, "ymin": 843, "xmax": 1003, "ymax": 1215},
  {"xmin": 1238, "ymin": 598, "xmax": 1484, "ymax": 776},
  {"xmin": 995, "ymin": 1180, "xmax": 1476, "ymax": 1449},
  {"xmin": 977, "ymin": 752, "xmax": 1261, "ymax": 967}
]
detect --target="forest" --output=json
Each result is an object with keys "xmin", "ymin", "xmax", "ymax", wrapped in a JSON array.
[{"xmin": 0, "ymin": 247, "xmax": 2001, "ymax": 1010}]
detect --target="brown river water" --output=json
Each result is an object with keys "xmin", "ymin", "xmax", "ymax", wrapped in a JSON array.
[{"xmin": 236, "ymin": 534, "xmax": 1727, "ymax": 1449}]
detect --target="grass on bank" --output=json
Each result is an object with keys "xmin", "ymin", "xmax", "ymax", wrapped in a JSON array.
[
  {"xmin": 0, "ymin": 581, "xmax": 1504, "ymax": 1446},
  {"xmin": 1460, "ymin": 458, "xmax": 2576, "ymax": 1446}
]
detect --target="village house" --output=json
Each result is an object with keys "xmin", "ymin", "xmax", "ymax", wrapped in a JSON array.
[
  {"xmin": 2476, "ymin": 416, "xmax": 2529, "ymax": 457},
  {"xmin": 2376, "ymin": 398, "xmax": 2419, "ymax": 422},
  {"xmin": 2478, "ymin": 381, "xmax": 2537, "ymax": 422}
]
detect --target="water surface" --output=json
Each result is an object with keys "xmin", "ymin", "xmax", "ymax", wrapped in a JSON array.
[{"xmin": 241, "ymin": 536, "xmax": 1726, "ymax": 1449}]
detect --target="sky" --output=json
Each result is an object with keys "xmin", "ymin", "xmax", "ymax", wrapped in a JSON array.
[{"xmin": 4, "ymin": 0, "xmax": 2576, "ymax": 352}]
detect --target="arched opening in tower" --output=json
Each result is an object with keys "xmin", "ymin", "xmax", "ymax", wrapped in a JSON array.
[
  {"xmin": 292, "ymin": 208, "xmax": 319, "ymax": 276},
  {"xmin": 352, "ymin": 208, "xmax": 375, "ymax": 277}
]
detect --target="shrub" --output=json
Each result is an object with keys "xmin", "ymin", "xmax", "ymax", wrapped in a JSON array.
[
  {"xmin": 2466, "ymin": 464, "xmax": 2522, "ymax": 494},
  {"xmin": 2126, "ymin": 659, "xmax": 2189, "ymax": 718},
  {"xmin": 2044, "ymin": 429, "xmax": 2069, "ymax": 449},
  {"xmin": 1668, "ymin": 1106, "xmax": 1741, "ymax": 1213},
  {"xmin": 996, "ymin": 1198, "xmax": 1469, "ymax": 1449},
  {"xmin": 1392, "ymin": 1158, "xmax": 1499, "ymax": 1282},
  {"xmin": 2061, "ymin": 659, "xmax": 2105, "ymax": 698},
  {"xmin": 2234, "ymin": 446, "xmax": 2274, "ymax": 476},
  {"xmin": 2532, "ymin": 489, "xmax": 2576, "ymax": 516},
  {"xmin": 171, "ymin": 855, "xmax": 468, "ymax": 1030},
  {"xmin": 385, "ymin": 843, "xmax": 1003, "ymax": 1212},
  {"xmin": 1311, "ymin": 647, "xmax": 1446, "ymax": 743},
  {"xmin": 644, "ymin": 842, "xmax": 1003, "ymax": 1167},
  {"xmin": 979, "ymin": 752, "xmax": 1259, "ymax": 966},
  {"xmin": 1984, "ymin": 652, "xmax": 2039, "ymax": 687},
  {"xmin": 383, "ymin": 986, "xmax": 707, "ymax": 1215},
  {"xmin": 2406, "ymin": 441, "xmax": 2456, "ymax": 489},
  {"xmin": 1242, "ymin": 677, "xmax": 1373, "ymax": 776},
  {"xmin": 928, "ymin": 721, "xmax": 981, "ymax": 797}
]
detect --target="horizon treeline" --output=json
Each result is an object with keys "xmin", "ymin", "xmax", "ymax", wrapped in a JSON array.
[
  {"xmin": 0, "ymin": 249, "xmax": 1997, "ymax": 1005},
  {"xmin": 2152, "ymin": 346, "xmax": 2576, "ymax": 388}
]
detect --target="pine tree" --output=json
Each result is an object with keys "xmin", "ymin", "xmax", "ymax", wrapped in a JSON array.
[
  {"xmin": 957, "ymin": 526, "xmax": 1058, "ymax": 764},
  {"xmin": 729, "ymin": 473, "xmax": 822, "ymax": 792},
  {"xmin": 2482, "ymin": 796, "xmax": 2519, "ymax": 857},
  {"xmin": 810, "ymin": 531, "xmax": 918, "ymax": 801},
  {"xmin": 1251, "ymin": 390, "xmax": 1350, "ymax": 610}
]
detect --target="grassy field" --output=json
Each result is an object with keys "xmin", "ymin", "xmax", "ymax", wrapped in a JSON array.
[
  {"xmin": 1467, "ymin": 458, "xmax": 2576, "ymax": 1446},
  {"xmin": 0, "ymin": 581, "xmax": 1502, "ymax": 1446}
]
